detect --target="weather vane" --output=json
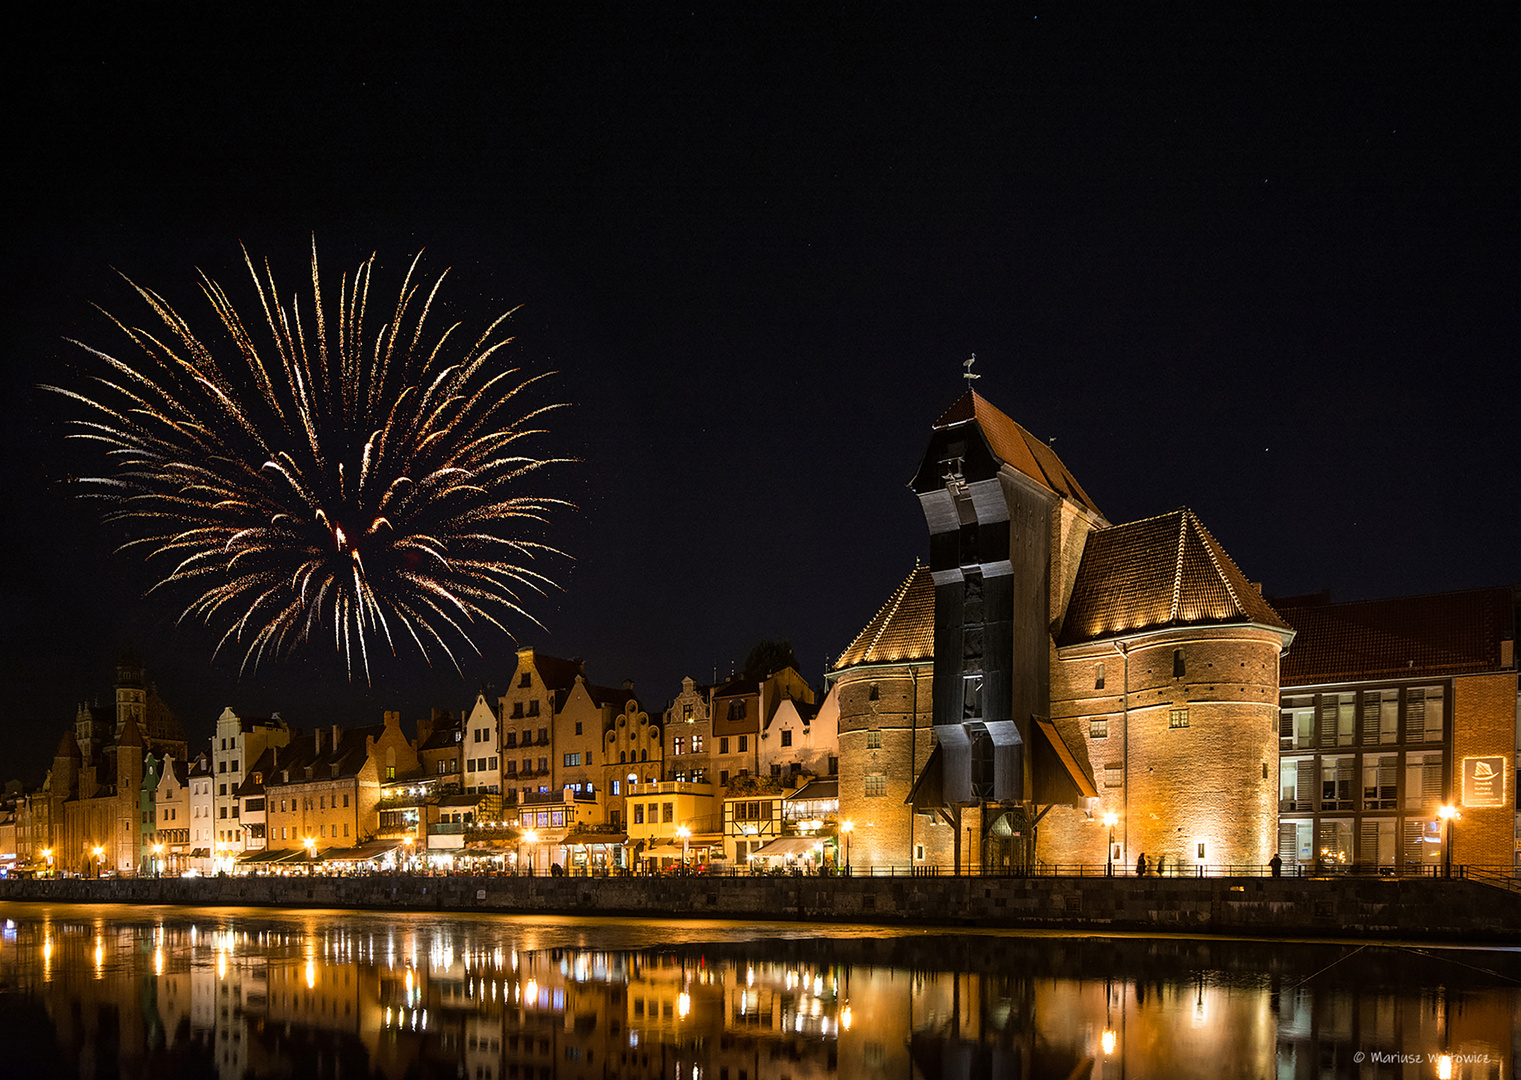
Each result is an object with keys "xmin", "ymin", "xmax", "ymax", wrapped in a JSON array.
[{"xmin": 963, "ymin": 353, "xmax": 980, "ymax": 382}]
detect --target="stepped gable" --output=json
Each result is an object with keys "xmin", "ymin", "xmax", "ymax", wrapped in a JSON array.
[
  {"xmin": 1276, "ymin": 586, "xmax": 1515, "ymax": 685},
  {"xmin": 833, "ymin": 564, "xmax": 935, "ymax": 670},
  {"xmin": 1057, "ymin": 508, "xmax": 1290, "ymax": 646},
  {"xmin": 925, "ymin": 390, "xmax": 1104, "ymax": 517}
]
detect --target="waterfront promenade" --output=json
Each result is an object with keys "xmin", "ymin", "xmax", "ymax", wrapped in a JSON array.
[{"xmin": 4, "ymin": 870, "xmax": 1520, "ymax": 942}]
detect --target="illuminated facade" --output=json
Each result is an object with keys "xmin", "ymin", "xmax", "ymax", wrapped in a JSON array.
[
  {"xmin": 834, "ymin": 391, "xmax": 1293, "ymax": 870},
  {"xmin": 1274, "ymin": 587, "xmax": 1518, "ymax": 871}
]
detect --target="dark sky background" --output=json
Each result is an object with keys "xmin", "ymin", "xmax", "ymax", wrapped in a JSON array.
[{"xmin": 2, "ymin": 8, "xmax": 1515, "ymax": 785}]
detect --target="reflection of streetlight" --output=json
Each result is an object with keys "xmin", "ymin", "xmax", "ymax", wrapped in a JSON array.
[
  {"xmin": 840, "ymin": 821, "xmax": 854, "ymax": 874},
  {"xmin": 1437, "ymin": 804, "xmax": 1460, "ymax": 877},
  {"xmin": 678, "ymin": 825, "xmax": 691, "ymax": 871},
  {"xmin": 1103, "ymin": 811, "xmax": 1119, "ymax": 876}
]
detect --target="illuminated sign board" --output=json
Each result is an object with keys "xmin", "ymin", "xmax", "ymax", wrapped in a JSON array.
[{"xmin": 1461, "ymin": 756, "xmax": 1507, "ymax": 808}]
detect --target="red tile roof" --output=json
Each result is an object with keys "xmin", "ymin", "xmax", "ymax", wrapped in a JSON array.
[
  {"xmin": 935, "ymin": 391, "xmax": 1104, "ymax": 518},
  {"xmin": 1057, "ymin": 509, "xmax": 1290, "ymax": 645},
  {"xmin": 1277, "ymin": 587, "xmax": 1516, "ymax": 685},
  {"xmin": 833, "ymin": 564, "xmax": 935, "ymax": 670}
]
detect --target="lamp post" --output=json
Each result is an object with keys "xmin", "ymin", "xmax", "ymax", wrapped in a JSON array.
[
  {"xmin": 303, "ymin": 835, "xmax": 317, "ymax": 875},
  {"xmin": 523, "ymin": 828, "xmax": 538, "ymax": 875},
  {"xmin": 1103, "ymin": 812, "xmax": 1118, "ymax": 876},
  {"xmin": 92, "ymin": 845, "xmax": 105, "ymax": 878},
  {"xmin": 1437, "ymin": 804, "xmax": 1460, "ymax": 877},
  {"xmin": 678, "ymin": 825, "xmax": 691, "ymax": 873},
  {"xmin": 840, "ymin": 820, "xmax": 853, "ymax": 875},
  {"xmin": 402, "ymin": 835, "xmax": 414, "ymax": 872},
  {"xmin": 41, "ymin": 848, "xmax": 52, "ymax": 878},
  {"xmin": 152, "ymin": 843, "xmax": 164, "ymax": 878}
]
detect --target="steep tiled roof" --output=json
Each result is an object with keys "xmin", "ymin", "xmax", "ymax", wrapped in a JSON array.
[
  {"xmin": 532, "ymin": 653, "xmax": 584, "ymax": 690},
  {"xmin": 1277, "ymin": 587, "xmax": 1515, "ymax": 685},
  {"xmin": 935, "ymin": 391, "xmax": 1104, "ymax": 517},
  {"xmin": 1057, "ymin": 509, "xmax": 1290, "ymax": 645},
  {"xmin": 833, "ymin": 564, "xmax": 935, "ymax": 670}
]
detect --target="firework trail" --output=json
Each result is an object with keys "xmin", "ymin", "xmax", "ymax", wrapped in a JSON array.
[{"xmin": 47, "ymin": 241, "xmax": 571, "ymax": 680}]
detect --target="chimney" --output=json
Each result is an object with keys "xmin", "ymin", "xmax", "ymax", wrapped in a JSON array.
[
  {"xmin": 331, "ymin": 724, "xmax": 342, "ymax": 751},
  {"xmin": 270, "ymin": 746, "xmax": 277, "ymax": 768},
  {"xmin": 313, "ymin": 728, "xmax": 323, "ymax": 755}
]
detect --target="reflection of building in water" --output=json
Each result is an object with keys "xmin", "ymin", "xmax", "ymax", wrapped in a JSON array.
[{"xmin": 6, "ymin": 914, "xmax": 1521, "ymax": 1079}]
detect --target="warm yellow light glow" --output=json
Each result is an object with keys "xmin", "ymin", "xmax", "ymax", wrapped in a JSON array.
[
  {"xmin": 841, "ymin": 1005, "xmax": 853, "ymax": 1031},
  {"xmin": 523, "ymin": 829, "xmax": 538, "ymax": 845},
  {"xmin": 1437, "ymin": 1055, "xmax": 1453, "ymax": 1079},
  {"xmin": 678, "ymin": 992, "xmax": 691, "ymax": 1018},
  {"xmin": 154, "ymin": 948, "xmax": 164, "ymax": 976},
  {"xmin": 306, "ymin": 960, "xmax": 316, "ymax": 989},
  {"xmin": 677, "ymin": 825, "xmax": 691, "ymax": 839},
  {"xmin": 840, "ymin": 820, "xmax": 854, "ymax": 834},
  {"xmin": 1102, "ymin": 811, "xmax": 1118, "ymax": 828},
  {"xmin": 304, "ymin": 836, "xmax": 317, "ymax": 851},
  {"xmin": 1102, "ymin": 1029, "xmax": 1116, "ymax": 1055},
  {"xmin": 92, "ymin": 846, "xmax": 104, "ymax": 859},
  {"xmin": 1436, "ymin": 804, "xmax": 1460, "ymax": 821},
  {"xmin": 525, "ymin": 978, "xmax": 538, "ymax": 1003}
]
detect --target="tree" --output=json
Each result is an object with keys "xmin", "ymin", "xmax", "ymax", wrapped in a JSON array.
[{"xmin": 743, "ymin": 640, "xmax": 798, "ymax": 680}]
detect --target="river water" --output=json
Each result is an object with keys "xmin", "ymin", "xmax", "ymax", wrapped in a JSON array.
[{"xmin": 0, "ymin": 903, "xmax": 1516, "ymax": 1079}]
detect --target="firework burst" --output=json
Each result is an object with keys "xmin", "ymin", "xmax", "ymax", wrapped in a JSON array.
[{"xmin": 48, "ymin": 241, "xmax": 571, "ymax": 680}]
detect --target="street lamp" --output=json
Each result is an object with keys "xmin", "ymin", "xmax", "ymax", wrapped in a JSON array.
[
  {"xmin": 678, "ymin": 825, "xmax": 691, "ymax": 872},
  {"xmin": 840, "ymin": 820, "xmax": 854, "ymax": 874},
  {"xmin": 92, "ymin": 845, "xmax": 105, "ymax": 877},
  {"xmin": 1437, "ymin": 804, "xmax": 1460, "ymax": 877},
  {"xmin": 303, "ymin": 835, "xmax": 316, "ymax": 874},
  {"xmin": 41, "ymin": 848, "xmax": 52, "ymax": 877},
  {"xmin": 1103, "ymin": 812, "xmax": 1119, "ymax": 876},
  {"xmin": 522, "ymin": 829, "xmax": 538, "ymax": 875},
  {"xmin": 152, "ymin": 843, "xmax": 164, "ymax": 878}
]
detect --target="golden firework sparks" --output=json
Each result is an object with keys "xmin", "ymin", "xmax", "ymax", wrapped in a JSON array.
[{"xmin": 47, "ymin": 240, "xmax": 572, "ymax": 680}]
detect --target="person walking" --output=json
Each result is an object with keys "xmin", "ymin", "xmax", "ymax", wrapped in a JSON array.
[{"xmin": 1136, "ymin": 852, "xmax": 1148, "ymax": 876}]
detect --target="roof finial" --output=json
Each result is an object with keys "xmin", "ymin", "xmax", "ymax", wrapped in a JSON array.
[{"xmin": 963, "ymin": 353, "xmax": 980, "ymax": 383}]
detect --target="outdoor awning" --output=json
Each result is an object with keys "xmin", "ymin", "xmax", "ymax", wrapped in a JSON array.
[
  {"xmin": 751, "ymin": 836, "xmax": 825, "ymax": 859},
  {"xmin": 326, "ymin": 839, "xmax": 407, "ymax": 862}
]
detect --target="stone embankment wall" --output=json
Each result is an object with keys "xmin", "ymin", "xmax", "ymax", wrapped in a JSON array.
[{"xmin": 1, "ymin": 875, "xmax": 1516, "ymax": 942}]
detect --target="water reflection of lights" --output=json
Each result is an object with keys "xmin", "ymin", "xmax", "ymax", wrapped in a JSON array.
[
  {"xmin": 678, "ymin": 992, "xmax": 691, "ymax": 1019},
  {"xmin": 306, "ymin": 959, "xmax": 316, "ymax": 989},
  {"xmin": 1102, "ymin": 1030, "xmax": 1117, "ymax": 1055},
  {"xmin": 1437, "ymin": 1055, "xmax": 1453, "ymax": 1079},
  {"xmin": 841, "ymin": 1004, "xmax": 852, "ymax": 1031},
  {"xmin": 93, "ymin": 939, "xmax": 103, "ymax": 973}
]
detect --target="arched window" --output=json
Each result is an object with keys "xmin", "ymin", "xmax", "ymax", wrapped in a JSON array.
[{"xmin": 619, "ymin": 751, "xmax": 626, "ymax": 764}]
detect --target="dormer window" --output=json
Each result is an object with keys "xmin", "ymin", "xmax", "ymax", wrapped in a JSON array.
[{"xmin": 331, "ymin": 763, "xmax": 339, "ymax": 778}]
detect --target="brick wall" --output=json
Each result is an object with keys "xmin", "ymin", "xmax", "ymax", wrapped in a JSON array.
[{"xmin": 1453, "ymin": 671, "xmax": 1519, "ymax": 864}]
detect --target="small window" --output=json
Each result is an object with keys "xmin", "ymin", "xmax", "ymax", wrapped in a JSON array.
[
  {"xmin": 720, "ymin": 737, "xmax": 730, "ymax": 755},
  {"xmin": 1169, "ymin": 709, "xmax": 1190, "ymax": 729},
  {"xmin": 1197, "ymin": 842, "xmax": 1206, "ymax": 860},
  {"xmin": 1095, "ymin": 662, "xmax": 1106, "ymax": 690},
  {"xmin": 1104, "ymin": 764, "xmax": 1124, "ymax": 788},
  {"xmin": 575, "ymin": 721, "xmax": 583, "ymax": 735},
  {"xmin": 866, "ymin": 730, "xmax": 882, "ymax": 749},
  {"xmin": 737, "ymin": 735, "xmax": 748, "ymax": 753},
  {"xmin": 914, "ymin": 844, "xmax": 925, "ymax": 861},
  {"xmin": 512, "ymin": 702, "xmax": 523, "ymax": 718},
  {"xmin": 527, "ymin": 700, "xmax": 539, "ymax": 716},
  {"xmin": 520, "ymin": 672, "xmax": 531, "ymax": 687},
  {"xmin": 864, "ymin": 774, "xmax": 887, "ymax": 797},
  {"xmin": 780, "ymin": 730, "xmax": 792, "ymax": 747},
  {"xmin": 867, "ymin": 683, "xmax": 879, "ymax": 701},
  {"xmin": 1089, "ymin": 719, "xmax": 1108, "ymax": 739},
  {"xmin": 633, "ymin": 804, "xmax": 644, "ymax": 824},
  {"xmin": 1173, "ymin": 649, "xmax": 1185, "ymax": 678}
]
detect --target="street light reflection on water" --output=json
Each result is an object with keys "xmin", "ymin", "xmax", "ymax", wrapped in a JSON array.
[{"xmin": 0, "ymin": 905, "xmax": 1516, "ymax": 1079}]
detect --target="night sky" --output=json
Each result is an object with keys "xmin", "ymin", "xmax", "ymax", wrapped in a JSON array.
[{"xmin": 3, "ymin": 8, "xmax": 1515, "ymax": 784}]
